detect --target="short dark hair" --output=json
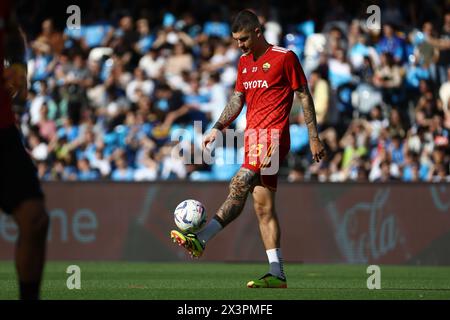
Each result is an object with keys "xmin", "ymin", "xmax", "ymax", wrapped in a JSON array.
[{"xmin": 231, "ymin": 9, "xmax": 261, "ymax": 33}]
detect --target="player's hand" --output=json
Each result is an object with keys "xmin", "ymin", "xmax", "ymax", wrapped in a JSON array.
[
  {"xmin": 3, "ymin": 63, "xmax": 27, "ymax": 100},
  {"xmin": 202, "ymin": 128, "xmax": 220, "ymax": 150},
  {"xmin": 310, "ymin": 137, "xmax": 326, "ymax": 163}
]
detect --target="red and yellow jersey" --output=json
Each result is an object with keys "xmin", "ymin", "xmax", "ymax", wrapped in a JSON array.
[
  {"xmin": 0, "ymin": 0, "xmax": 15, "ymax": 129},
  {"xmin": 235, "ymin": 45, "xmax": 307, "ymax": 147}
]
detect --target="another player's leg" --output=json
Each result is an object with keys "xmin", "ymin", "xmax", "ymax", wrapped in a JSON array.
[
  {"xmin": 13, "ymin": 199, "xmax": 49, "ymax": 300},
  {"xmin": 247, "ymin": 185, "xmax": 287, "ymax": 288},
  {"xmin": 171, "ymin": 167, "xmax": 258, "ymax": 257},
  {"xmin": 2, "ymin": 126, "xmax": 49, "ymax": 300}
]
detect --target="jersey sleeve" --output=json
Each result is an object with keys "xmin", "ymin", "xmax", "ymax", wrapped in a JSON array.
[
  {"xmin": 234, "ymin": 57, "xmax": 245, "ymax": 93},
  {"xmin": 283, "ymin": 51, "xmax": 307, "ymax": 91}
]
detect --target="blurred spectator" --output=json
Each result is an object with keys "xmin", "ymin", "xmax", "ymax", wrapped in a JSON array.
[
  {"xmin": 139, "ymin": 47, "xmax": 165, "ymax": 79},
  {"xmin": 376, "ymin": 23, "xmax": 405, "ymax": 64},
  {"xmin": 328, "ymin": 48, "xmax": 352, "ymax": 89},
  {"xmin": 110, "ymin": 15, "xmax": 139, "ymax": 67},
  {"xmin": 90, "ymin": 148, "xmax": 112, "ymax": 178},
  {"xmin": 111, "ymin": 155, "xmax": 135, "ymax": 181},
  {"xmin": 309, "ymin": 70, "xmax": 330, "ymax": 126},
  {"xmin": 28, "ymin": 41, "xmax": 53, "ymax": 83},
  {"xmin": 339, "ymin": 129, "xmax": 367, "ymax": 170},
  {"xmin": 176, "ymin": 12, "xmax": 202, "ymax": 39},
  {"xmin": 416, "ymin": 22, "xmax": 439, "ymax": 72},
  {"xmin": 150, "ymin": 83, "xmax": 183, "ymax": 125},
  {"xmin": 29, "ymin": 81, "xmax": 57, "ymax": 125},
  {"xmin": 368, "ymin": 105, "xmax": 389, "ymax": 144},
  {"xmin": 38, "ymin": 103, "xmax": 57, "ymax": 141},
  {"xmin": 203, "ymin": 72, "xmax": 228, "ymax": 124},
  {"xmin": 372, "ymin": 159, "xmax": 399, "ymax": 182},
  {"xmin": 153, "ymin": 13, "xmax": 195, "ymax": 49},
  {"xmin": 77, "ymin": 158, "xmax": 100, "ymax": 181},
  {"xmin": 35, "ymin": 19, "xmax": 64, "ymax": 55},
  {"xmin": 387, "ymin": 109, "xmax": 407, "ymax": 139},
  {"xmin": 135, "ymin": 18, "xmax": 155, "ymax": 55},
  {"xmin": 165, "ymin": 42, "xmax": 194, "ymax": 80},
  {"xmin": 126, "ymin": 67, "xmax": 154, "ymax": 103},
  {"xmin": 325, "ymin": 25, "xmax": 348, "ymax": 57},
  {"xmin": 160, "ymin": 144, "xmax": 187, "ymax": 180},
  {"xmin": 134, "ymin": 150, "xmax": 159, "ymax": 181},
  {"xmin": 373, "ymin": 52, "xmax": 404, "ymax": 106},
  {"xmin": 439, "ymin": 67, "xmax": 450, "ymax": 112},
  {"xmin": 426, "ymin": 12, "xmax": 450, "ymax": 85}
]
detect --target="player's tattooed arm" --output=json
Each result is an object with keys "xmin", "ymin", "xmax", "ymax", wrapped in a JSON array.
[
  {"xmin": 295, "ymin": 85, "xmax": 319, "ymax": 140},
  {"xmin": 295, "ymin": 85, "xmax": 326, "ymax": 162},
  {"xmin": 215, "ymin": 168, "xmax": 258, "ymax": 227},
  {"xmin": 213, "ymin": 91, "xmax": 245, "ymax": 131}
]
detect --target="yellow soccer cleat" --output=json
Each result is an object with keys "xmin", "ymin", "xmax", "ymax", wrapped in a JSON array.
[
  {"xmin": 170, "ymin": 230, "xmax": 204, "ymax": 258},
  {"xmin": 247, "ymin": 273, "xmax": 287, "ymax": 288}
]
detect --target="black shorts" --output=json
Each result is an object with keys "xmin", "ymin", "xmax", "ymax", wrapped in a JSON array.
[{"xmin": 0, "ymin": 126, "xmax": 44, "ymax": 214}]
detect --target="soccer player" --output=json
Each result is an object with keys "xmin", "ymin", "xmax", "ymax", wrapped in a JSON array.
[
  {"xmin": 1, "ymin": 0, "xmax": 49, "ymax": 300},
  {"xmin": 171, "ymin": 9, "xmax": 325, "ymax": 288}
]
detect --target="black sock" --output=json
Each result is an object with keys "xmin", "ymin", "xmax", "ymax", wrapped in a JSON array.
[{"xmin": 19, "ymin": 281, "xmax": 40, "ymax": 300}]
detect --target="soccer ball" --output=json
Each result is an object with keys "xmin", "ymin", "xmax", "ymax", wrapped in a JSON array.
[{"xmin": 173, "ymin": 199, "xmax": 207, "ymax": 233}]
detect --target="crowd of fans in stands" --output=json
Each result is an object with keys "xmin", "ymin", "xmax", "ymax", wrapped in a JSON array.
[{"xmin": 12, "ymin": 0, "xmax": 450, "ymax": 182}]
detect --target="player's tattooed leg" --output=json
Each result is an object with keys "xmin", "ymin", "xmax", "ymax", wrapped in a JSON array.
[{"xmin": 215, "ymin": 168, "xmax": 259, "ymax": 227}]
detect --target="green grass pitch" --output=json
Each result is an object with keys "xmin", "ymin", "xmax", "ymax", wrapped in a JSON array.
[{"xmin": 1, "ymin": 262, "xmax": 450, "ymax": 300}]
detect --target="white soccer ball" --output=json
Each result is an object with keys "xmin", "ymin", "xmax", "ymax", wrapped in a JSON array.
[{"xmin": 173, "ymin": 199, "xmax": 207, "ymax": 233}]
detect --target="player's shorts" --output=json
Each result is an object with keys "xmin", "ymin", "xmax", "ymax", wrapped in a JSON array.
[
  {"xmin": 0, "ymin": 126, "xmax": 44, "ymax": 214},
  {"xmin": 242, "ymin": 129, "xmax": 289, "ymax": 191}
]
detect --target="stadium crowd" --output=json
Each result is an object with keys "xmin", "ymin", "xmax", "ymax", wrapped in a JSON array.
[{"xmin": 11, "ymin": 0, "xmax": 450, "ymax": 182}]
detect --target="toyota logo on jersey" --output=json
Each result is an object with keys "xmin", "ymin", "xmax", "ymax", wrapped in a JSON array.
[{"xmin": 243, "ymin": 80, "xmax": 269, "ymax": 90}]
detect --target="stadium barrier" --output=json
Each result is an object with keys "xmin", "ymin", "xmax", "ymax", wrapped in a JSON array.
[{"xmin": 1, "ymin": 182, "xmax": 449, "ymax": 265}]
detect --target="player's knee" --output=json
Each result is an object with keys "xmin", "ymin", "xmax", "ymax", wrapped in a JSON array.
[{"xmin": 253, "ymin": 202, "xmax": 274, "ymax": 221}]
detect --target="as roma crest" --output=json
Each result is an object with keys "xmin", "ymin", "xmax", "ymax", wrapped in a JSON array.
[{"xmin": 262, "ymin": 62, "xmax": 271, "ymax": 73}]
